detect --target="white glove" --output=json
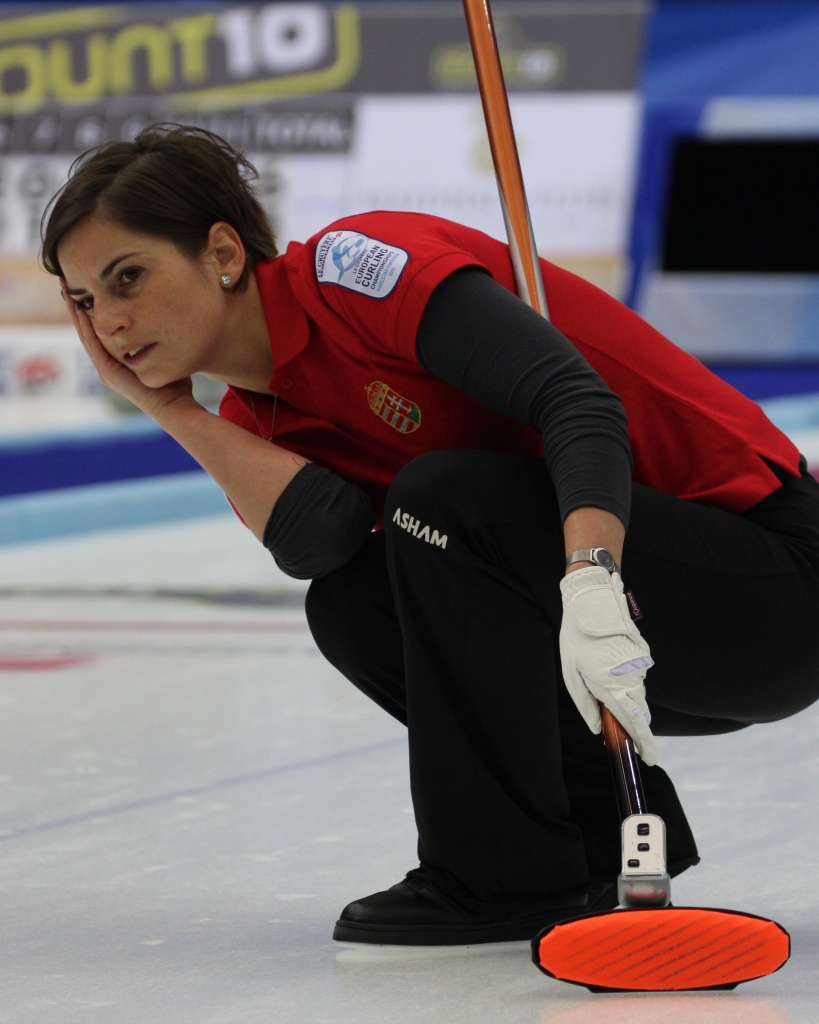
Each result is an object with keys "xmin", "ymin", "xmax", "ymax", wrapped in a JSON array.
[{"xmin": 559, "ymin": 566, "xmax": 658, "ymax": 765}]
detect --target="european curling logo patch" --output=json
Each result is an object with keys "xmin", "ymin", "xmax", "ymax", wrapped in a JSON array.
[{"xmin": 315, "ymin": 230, "xmax": 408, "ymax": 298}]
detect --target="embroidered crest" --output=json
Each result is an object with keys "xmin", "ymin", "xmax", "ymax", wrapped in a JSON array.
[{"xmin": 365, "ymin": 381, "xmax": 421, "ymax": 434}]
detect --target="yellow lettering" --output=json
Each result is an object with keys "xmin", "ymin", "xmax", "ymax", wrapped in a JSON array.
[
  {"xmin": 48, "ymin": 33, "xmax": 107, "ymax": 103},
  {"xmin": 108, "ymin": 23, "xmax": 173, "ymax": 94},
  {"xmin": 168, "ymin": 14, "xmax": 217, "ymax": 85},
  {"xmin": 0, "ymin": 43, "xmax": 45, "ymax": 112},
  {"xmin": 0, "ymin": 7, "xmax": 122, "ymax": 43},
  {"xmin": 0, "ymin": 4, "xmax": 357, "ymax": 115}
]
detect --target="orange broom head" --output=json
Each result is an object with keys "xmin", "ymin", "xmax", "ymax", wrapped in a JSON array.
[{"xmin": 532, "ymin": 906, "xmax": 790, "ymax": 992}]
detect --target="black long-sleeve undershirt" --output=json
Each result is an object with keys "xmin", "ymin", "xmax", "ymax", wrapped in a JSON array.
[
  {"xmin": 265, "ymin": 265, "xmax": 634, "ymax": 578},
  {"xmin": 416, "ymin": 267, "xmax": 633, "ymax": 527}
]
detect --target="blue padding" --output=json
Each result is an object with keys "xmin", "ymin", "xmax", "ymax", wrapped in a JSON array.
[
  {"xmin": 0, "ymin": 473, "xmax": 230, "ymax": 547},
  {"xmin": 0, "ymin": 427, "xmax": 200, "ymax": 498},
  {"xmin": 707, "ymin": 364, "xmax": 819, "ymax": 401}
]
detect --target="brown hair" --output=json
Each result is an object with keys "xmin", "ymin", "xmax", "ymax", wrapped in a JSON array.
[{"xmin": 40, "ymin": 123, "xmax": 278, "ymax": 290}]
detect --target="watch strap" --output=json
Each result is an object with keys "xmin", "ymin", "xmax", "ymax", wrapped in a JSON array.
[{"xmin": 565, "ymin": 548, "xmax": 620, "ymax": 575}]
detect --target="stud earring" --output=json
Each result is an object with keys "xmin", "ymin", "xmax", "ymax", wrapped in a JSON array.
[{"xmin": 220, "ymin": 273, "xmax": 232, "ymax": 286}]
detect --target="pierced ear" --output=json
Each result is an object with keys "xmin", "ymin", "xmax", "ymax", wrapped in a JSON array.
[{"xmin": 207, "ymin": 221, "xmax": 246, "ymax": 282}]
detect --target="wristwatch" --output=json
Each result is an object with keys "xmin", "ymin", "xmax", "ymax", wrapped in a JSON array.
[{"xmin": 565, "ymin": 548, "xmax": 620, "ymax": 575}]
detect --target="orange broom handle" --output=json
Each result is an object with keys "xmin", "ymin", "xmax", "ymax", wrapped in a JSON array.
[
  {"xmin": 462, "ymin": 0, "xmax": 549, "ymax": 318},
  {"xmin": 462, "ymin": 0, "xmax": 647, "ymax": 819}
]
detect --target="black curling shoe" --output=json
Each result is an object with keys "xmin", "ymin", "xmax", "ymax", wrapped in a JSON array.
[{"xmin": 332, "ymin": 868, "xmax": 588, "ymax": 946}]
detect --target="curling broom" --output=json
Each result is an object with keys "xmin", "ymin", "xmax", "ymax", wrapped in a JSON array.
[{"xmin": 461, "ymin": 0, "xmax": 790, "ymax": 992}]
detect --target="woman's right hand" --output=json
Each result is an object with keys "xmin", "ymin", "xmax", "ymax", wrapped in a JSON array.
[
  {"xmin": 59, "ymin": 281, "xmax": 309, "ymax": 544},
  {"xmin": 61, "ymin": 280, "xmax": 197, "ymax": 421}
]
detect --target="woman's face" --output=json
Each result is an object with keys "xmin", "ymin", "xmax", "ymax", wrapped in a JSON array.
[{"xmin": 58, "ymin": 216, "xmax": 231, "ymax": 387}]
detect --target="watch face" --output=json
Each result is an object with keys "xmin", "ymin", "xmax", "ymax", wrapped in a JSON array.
[{"xmin": 594, "ymin": 549, "xmax": 616, "ymax": 572}]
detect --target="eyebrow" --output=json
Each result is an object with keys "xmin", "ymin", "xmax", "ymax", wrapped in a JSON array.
[{"xmin": 64, "ymin": 251, "xmax": 142, "ymax": 295}]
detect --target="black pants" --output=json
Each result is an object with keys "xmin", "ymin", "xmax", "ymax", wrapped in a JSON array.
[{"xmin": 306, "ymin": 451, "xmax": 819, "ymax": 908}]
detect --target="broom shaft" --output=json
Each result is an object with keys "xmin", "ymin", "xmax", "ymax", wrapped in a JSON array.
[
  {"xmin": 462, "ymin": 0, "xmax": 549, "ymax": 317},
  {"xmin": 462, "ymin": 0, "xmax": 647, "ymax": 819}
]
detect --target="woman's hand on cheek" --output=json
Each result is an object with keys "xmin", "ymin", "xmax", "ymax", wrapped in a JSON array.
[
  {"xmin": 60, "ymin": 278, "xmax": 195, "ymax": 420},
  {"xmin": 61, "ymin": 283, "xmax": 123, "ymax": 386}
]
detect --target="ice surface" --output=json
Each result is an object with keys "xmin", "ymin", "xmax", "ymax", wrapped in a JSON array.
[{"xmin": 0, "ymin": 513, "xmax": 816, "ymax": 1023}]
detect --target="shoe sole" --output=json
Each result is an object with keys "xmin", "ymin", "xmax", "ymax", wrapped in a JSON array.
[{"xmin": 333, "ymin": 904, "xmax": 587, "ymax": 946}]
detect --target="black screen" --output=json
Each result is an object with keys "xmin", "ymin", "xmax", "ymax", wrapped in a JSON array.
[{"xmin": 661, "ymin": 138, "xmax": 819, "ymax": 273}]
